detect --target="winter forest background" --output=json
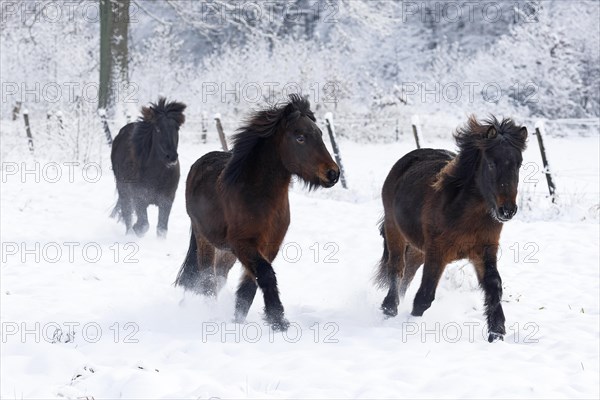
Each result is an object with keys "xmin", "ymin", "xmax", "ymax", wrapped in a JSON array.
[{"xmin": 1, "ymin": 0, "xmax": 599, "ymax": 158}]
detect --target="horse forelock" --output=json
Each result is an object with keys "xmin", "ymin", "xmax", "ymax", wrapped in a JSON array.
[
  {"xmin": 132, "ymin": 98, "xmax": 186, "ymax": 159},
  {"xmin": 455, "ymin": 115, "xmax": 527, "ymax": 153},
  {"xmin": 435, "ymin": 115, "xmax": 526, "ymax": 192}
]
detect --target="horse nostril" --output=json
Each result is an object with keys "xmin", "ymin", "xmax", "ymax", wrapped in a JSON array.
[
  {"xmin": 499, "ymin": 205, "xmax": 517, "ymax": 220},
  {"xmin": 327, "ymin": 169, "xmax": 339, "ymax": 183}
]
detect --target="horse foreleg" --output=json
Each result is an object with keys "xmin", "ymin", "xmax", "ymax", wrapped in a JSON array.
[
  {"xmin": 412, "ymin": 254, "xmax": 445, "ymax": 317},
  {"xmin": 157, "ymin": 200, "xmax": 173, "ymax": 238},
  {"xmin": 255, "ymin": 258, "xmax": 288, "ymax": 330},
  {"xmin": 132, "ymin": 201, "xmax": 150, "ymax": 237},
  {"xmin": 236, "ymin": 248, "xmax": 288, "ymax": 331},
  {"xmin": 472, "ymin": 247, "xmax": 505, "ymax": 342},
  {"xmin": 121, "ymin": 197, "xmax": 134, "ymax": 234}
]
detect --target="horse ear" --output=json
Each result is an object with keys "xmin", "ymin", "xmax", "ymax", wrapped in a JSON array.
[
  {"xmin": 519, "ymin": 126, "xmax": 528, "ymax": 140},
  {"xmin": 485, "ymin": 126, "xmax": 497, "ymax": 139},
  {"xmin": 141, "ymin": 106, "xmax": 155, "ymax": 122}
]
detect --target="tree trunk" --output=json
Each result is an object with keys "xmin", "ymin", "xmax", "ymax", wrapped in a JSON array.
[{"xmin": 99, "ymin": 0, "xmax": 130, "ymax": 120}]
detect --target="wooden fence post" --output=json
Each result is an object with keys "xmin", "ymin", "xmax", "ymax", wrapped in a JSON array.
[
  {"xmin": 411, "ymin": 115, "xmax": 421, "ymax": 149},
  {"xmin": 214, "ymin": 114, "xmax": 228, "ymax": 151},
  {"xmin": 201, "ymin": 111, "xmax": 208, "ymax": 144},
  {"xmin": 56, "ymin": 111, "xmax": 64, "ymax": 136},
  {"xmin": 47, "ymin": 111, "xmax": 53, "ymax": 136},
  {"xmin": 324, "ymin": 112, "xmax": 348, "ymax": 189},
  {"xmin": 12, "ymin": 101, "xmax": 22, "ymax": 121},
  {"xmin": 534, "ymin": 121, "xmax": 557, "ymax": 203},
  {"xmin": 99, "ymin": 109, "xmax": 113, "ymax": 146},
  {"xmin": 23, "ymin": 109, "xmax": 34, "ymax": 154}
]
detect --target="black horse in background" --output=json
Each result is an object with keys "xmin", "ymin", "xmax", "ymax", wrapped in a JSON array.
[{"xmin": 111, "ymin": 97, "xmax": 186, "ymax": 237}]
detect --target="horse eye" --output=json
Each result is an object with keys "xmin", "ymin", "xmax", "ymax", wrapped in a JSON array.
[{"xmin": 296, "ymin": 135, "xmax": 305, "ymax": 144}]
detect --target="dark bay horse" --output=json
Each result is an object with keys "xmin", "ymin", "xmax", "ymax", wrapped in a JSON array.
[
  {"xmin": 376, "ymin": 116, "xmax": 527, "ymax": 342},
  {"xmin": 175, "ymin": 94, "xmax": 340, "ymax": 330},
  {"xmin": 111, "ymin": 98, "xmax": 186, "ymax": 237}
]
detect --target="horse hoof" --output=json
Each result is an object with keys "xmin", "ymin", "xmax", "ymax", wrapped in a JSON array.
[
  {"xmin": 410, "ymin": 308, "xmax": 425, "ymax": 317},
  {"xmin": 133, "ymin": 223, "xmax": 149, "ymax": 237},
  {"xmin": 488, "ymin": 332, "xmax": 504, "ymax": 343},
  {"xmin": 268, "ymin": 317, "xmax": 290, "ymax": 332},
  {"xmin": 381, "ymin": 305, "xmax": 398, "ymax": 318}
]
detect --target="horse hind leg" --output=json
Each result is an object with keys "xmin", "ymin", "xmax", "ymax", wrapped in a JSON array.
[
  {"xmin": 113, "ymin": 187, "xmax": 133, "ymax": 234},
  {"xmin": 398, "ymin": 245, "xmax": 424, "ymax": 299},
  {"xmin": 174, "ymin": 229, "xmax": 216, "ymax": 296},
  {"xmin": 195, "ymin": 236, "xmax": 217, "ymax": 296},
  {"xmin": 214, "ymin": 249, "xmax": 237, "ymax": 294},
  {"xmin": 234, "ymin": 270, "xmax": 258, "ymax": 324},
  {"xmin": 377, "ymin": 220, "xmax": 406, "ymax": 318}
]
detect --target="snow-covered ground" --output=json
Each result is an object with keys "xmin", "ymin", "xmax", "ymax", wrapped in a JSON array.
[{"xmin": 1, "ymin": 130, "xmax": 599, "ymax": 398}]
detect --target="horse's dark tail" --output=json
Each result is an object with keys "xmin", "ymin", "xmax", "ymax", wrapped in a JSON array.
[
  {"xmin": 174, "ymin": 229, "xmax": 199, "ymax": 290},
  {"xmin": 374, "ymin": 219, "xmax": 391, "ymax": 289}
]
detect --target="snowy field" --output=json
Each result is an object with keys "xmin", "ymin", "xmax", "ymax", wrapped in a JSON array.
[{"xmin": 1, "ymin": 128, "xmax": 599, "ymax": 398}]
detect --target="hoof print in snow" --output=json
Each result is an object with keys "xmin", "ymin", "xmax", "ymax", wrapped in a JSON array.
[{"xmin": 71, "ymin": 365, "xmax": 95, "ymax": 384}]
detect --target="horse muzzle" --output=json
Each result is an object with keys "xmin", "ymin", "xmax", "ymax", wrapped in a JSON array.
[
  {"xmin": 321, "ymin": 168, "xmax": 340, "ymax": 188},
  {"xmin": 495, "ymin": 204, "xmax": 518, "ymax": 221}
]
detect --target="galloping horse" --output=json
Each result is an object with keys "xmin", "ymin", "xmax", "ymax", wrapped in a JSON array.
[
  {"xmin": 175, "ymin": 94, "xmax": 340, "ymax": 330},
  {"xmin": 111, "ymin": 98, "xmax": 186, "ymax": 237},
  {"xmin": 376, "ymin": 116, "xmax": 527, "ymax": 342}
]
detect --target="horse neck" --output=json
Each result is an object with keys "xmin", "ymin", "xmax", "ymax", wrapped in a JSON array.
[
  {"xmin": 443, "ymin": 151, "xmax": 485, "ymax": 208},
  {"xmin": 132, "ymin": 122, "xmax": 153, "ymax": 162},
  {"xmin": 236, "ymin": 136, "xmax": 291, "ymax": 197}
]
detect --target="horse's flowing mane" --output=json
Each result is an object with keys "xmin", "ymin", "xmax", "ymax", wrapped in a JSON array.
[
  {"xmin": 132, "ymin": 97, "xmax": 186, "ymax": 159},
  {"xmin": 221, "ymin": 94, "xmax": 315, "ymax": 186},
  {"xmin": 435, "ymin": 115, "xmax": 527, "ymax": 191}
]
